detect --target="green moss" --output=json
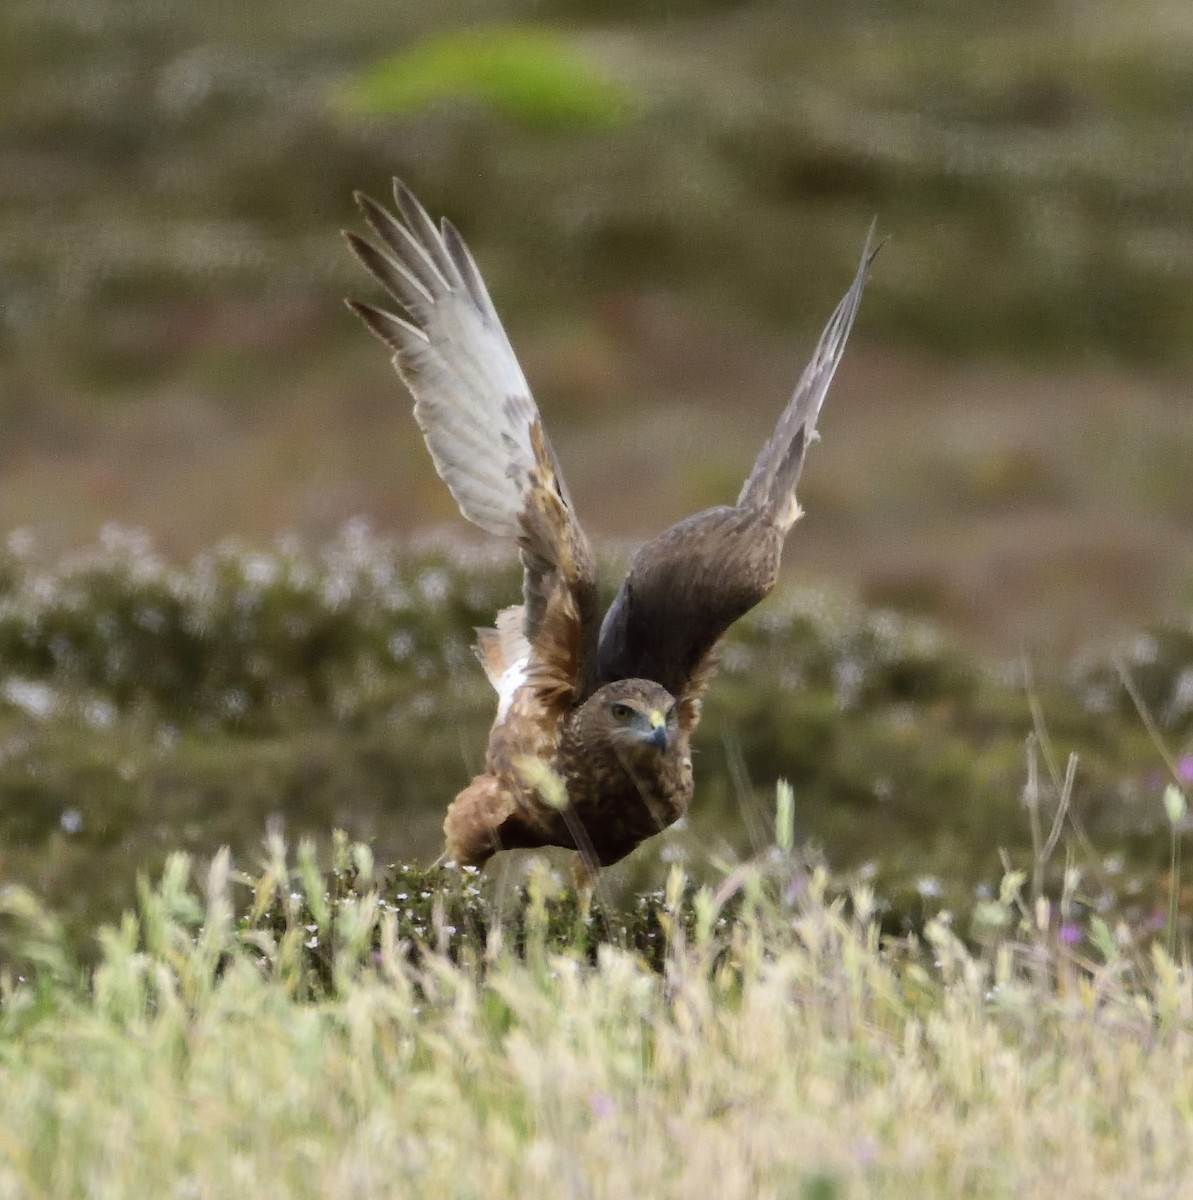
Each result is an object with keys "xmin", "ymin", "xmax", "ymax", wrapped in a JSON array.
[{"xmin": 337, "ymin": 27, "xmax": 634, "ymax": 131}]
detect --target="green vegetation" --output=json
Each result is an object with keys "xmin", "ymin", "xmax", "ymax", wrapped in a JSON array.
[
  {"xmin": 0, "ymin": 526, "xmax": 1188, "ymax": 948},
  {"xmin": 337, "ymin": 27, "xmax": 633, "ymax": 130},
  {"xmin": 2, "ymin": 818, "xmax": 1191, "ymax": 1197},
  {"xmin": 1, "ymin": 6, "xmax": 1192, "ymax": 1182},
  {"xmin": 5, "ymin": 0, "xmax": 1193, "ymax": 383}
]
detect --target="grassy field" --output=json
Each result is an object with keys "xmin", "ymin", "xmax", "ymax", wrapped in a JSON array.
[
  {"xmin": 0, "ymin": 528, "xmax": 1188, "ymax": 944},
  {"xmin": 2, "ymin": 4, "xmax": 1193, "ymax": 1188},
  {"xmin": 2, "ymin": 815, "xmax": 1192, "ymax": 1199},
  {"xmin": 0, "ymin": 536, "xmax": 1186, "ymax": 1194}
]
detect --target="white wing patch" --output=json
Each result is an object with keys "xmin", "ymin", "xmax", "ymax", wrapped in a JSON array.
[{"xmin": 495, "ymin": 654, "xmax": 530, "ymax": 721}]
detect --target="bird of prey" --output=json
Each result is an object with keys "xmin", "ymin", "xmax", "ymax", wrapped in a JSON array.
[{"xmin": 345, "ymin": 180, "xmax": 876, "ymax": 884}]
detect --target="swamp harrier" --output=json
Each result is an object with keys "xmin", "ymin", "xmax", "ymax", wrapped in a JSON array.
[{"xmin": 346, "ymin": 180, "xmax": 876, "ymax": 883}]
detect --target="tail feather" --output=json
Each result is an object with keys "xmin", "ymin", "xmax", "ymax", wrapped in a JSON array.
[{"xmin": 737, "ymin": 222, "xmax": 880, "ymax": 530}]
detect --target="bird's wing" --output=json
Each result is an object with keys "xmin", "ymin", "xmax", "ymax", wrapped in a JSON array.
[
  {"xmin": 594, "ymin": 228, "xmax": 879, "ymax": 728},
  {"xmin": 736, "ymin": 221, "xmax": 880, "ymax": 529},
  {"xmin": 346, "ymin": 180, "xmax": 599, "ymax": 707}
]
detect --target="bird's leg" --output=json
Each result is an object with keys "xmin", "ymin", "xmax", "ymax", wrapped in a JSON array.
[{"xmin": 570, "ymin": 851, "xmax": 600, "ymax": 920}]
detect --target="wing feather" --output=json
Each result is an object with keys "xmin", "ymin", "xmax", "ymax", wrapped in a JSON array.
[
  {"xmin": 346, "ymin": 179, "xmax": 599, "ymax": 707},
  {"xmin": 344, "ymin": 233, "xmax": 434, "ymax": 316},
  {"xmin": 346, "ymin": 299, "xmax": 427, "ymax": 350},
  {"xmin": 355, "ymin": 190, "xmax": 442, "ymax": 295},
  {"xmin": 595, "ymin": 227, "xmax": 878, "ymax": 719},
  {"xmin": 392, "ymin": 179, "xmax": 466, "ymax": 290},
  {"xmin": 737, "ymin": 222, "xmax": 880, "ymax": 527},
  {"xmin": 441, "ymin": 218, "xmax": 499, "ymax": 325}
]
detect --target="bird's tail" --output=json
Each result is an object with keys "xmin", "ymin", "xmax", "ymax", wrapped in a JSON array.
[{"xmin": 737, "ymin": 223, "xmax": 880, "ymax": 532}]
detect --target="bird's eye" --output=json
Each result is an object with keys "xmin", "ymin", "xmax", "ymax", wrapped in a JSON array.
[
  {"xmin": 665, "ymin": 704, "xmax": 677, "ymax": 723},
  {"xmin": 610, "ymin": 702, "xmax": 634, "ymax": 722}
]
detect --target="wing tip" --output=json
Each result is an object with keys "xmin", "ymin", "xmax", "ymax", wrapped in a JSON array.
[
  {"xmin": 392, "ymin": 175, "xmax": 418, "ymax": 211},
  {"xmin": 342, "ymin": 228, "xmax": 389, "ymax": 281},
  {"xmin": 735, "ymin": 219, "xmax": 881, "ymax": 515},
  {"xmin": 859, "ymin": 218, "xmax": 885, "ymax": 275},
  {"xmin": 354, "ymin": 189, "xmax": 389, "ymax": 227},
  {"xmin": 342, "ymin": 228, "xmax": 369, "ymax": 261},
  {"xmin": 344, "ymin": 298, "xmax": 428, "ymax": 350}
]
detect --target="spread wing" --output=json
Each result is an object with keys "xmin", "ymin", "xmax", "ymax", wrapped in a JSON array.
[
  {"xmin": 345, "ymin": 180, "xmax": 599, "ymax": 709},
  {"xmin": 594, "ymin": 225, "xmax": 879, "ymax": 728}
]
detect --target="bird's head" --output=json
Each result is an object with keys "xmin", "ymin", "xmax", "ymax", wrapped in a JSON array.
[{"xmin": 581, "ymin": 679, "xmax": 679, "ymax": 758}]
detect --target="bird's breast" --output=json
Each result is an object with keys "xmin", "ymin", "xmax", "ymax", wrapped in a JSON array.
[{"xmin": 551, "ymin": 734, "xmax": 692, "ymax": 866}]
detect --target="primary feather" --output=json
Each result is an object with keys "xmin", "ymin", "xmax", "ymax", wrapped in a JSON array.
[
  {"xmin": 346, "ymin": 181, "xmax": 542, "ymax": 540},
  {"xmin": 737, "ymin": 220, "xmax": 880, "ymax": 527},
  {"xmin": 346, "ymin": 180, "xmax": 599, "ymax": 688}
]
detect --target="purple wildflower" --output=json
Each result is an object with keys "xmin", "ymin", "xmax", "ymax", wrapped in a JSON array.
[
  {"xmin": 1057, "ymin": 922, "xmax": 1082, "ymax": 945},
  {"xmin": 1178, "ymin": 755, "xmax": 1193, "ymax": 785}
]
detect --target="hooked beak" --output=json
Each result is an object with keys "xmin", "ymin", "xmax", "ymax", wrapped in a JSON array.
[{"xmin": 647, "ymin": 710, "xmax": 668, "ymax": 753}]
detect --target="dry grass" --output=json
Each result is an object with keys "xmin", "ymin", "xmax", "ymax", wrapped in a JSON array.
[{"xmin": 2, "ymin": 806, "xmax": 1191, "ymax": 1199}]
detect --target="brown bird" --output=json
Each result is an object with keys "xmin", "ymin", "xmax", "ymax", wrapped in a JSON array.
[{"xmin": 345, "ymin": 180, "xmax": 876, "ymax": 885}]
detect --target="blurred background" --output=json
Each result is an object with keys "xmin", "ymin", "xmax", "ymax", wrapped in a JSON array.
[
  {"xmin": 2, "ymin": 0, "xmax": 1193, "ymax": 937},
  {"xmin": 4, "ymin": 0, "xmax": 1193, "ymax": 648}
]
